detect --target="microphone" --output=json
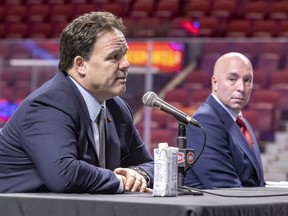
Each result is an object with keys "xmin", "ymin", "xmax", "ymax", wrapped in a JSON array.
[{"xmin": 142, "ymin": 91, "xmax": 201, "ymax": 128}]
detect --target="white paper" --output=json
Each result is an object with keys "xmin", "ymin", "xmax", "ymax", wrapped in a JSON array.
[{"xmin": 265, "ymin": 181, "xmax": 288, "ymax": 188}]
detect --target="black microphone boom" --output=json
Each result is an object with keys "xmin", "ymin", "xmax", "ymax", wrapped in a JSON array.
[{"xmin": 142, "ymin": 91, "xmax": 201, "ymax": 127}]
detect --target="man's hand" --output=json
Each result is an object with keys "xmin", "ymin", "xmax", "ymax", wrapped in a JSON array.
[{"xmin": 114, "ymin": 167, "xmax": 153, "ymax": 193}]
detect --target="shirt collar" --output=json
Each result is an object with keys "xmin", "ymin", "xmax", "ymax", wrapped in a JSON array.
[
  {"xmin": 211, "ymin": 93, "xmax": 242, "ymax": 122},
  {"xmin": 69, "ymin": 76, "xmax": 105, "ymax": 122}
]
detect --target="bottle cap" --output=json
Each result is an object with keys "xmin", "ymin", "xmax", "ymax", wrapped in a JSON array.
[{"xmin": 158, "ymin": 142, "xmax": 168, "ymax": 149}]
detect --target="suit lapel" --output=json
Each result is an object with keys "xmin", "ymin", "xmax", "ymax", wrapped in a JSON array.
[
  {"xmin": 207, "ymin": 95, "xmax": 263, "ymax": 182},
  {"xmin": 67, "ymin": 76, "xmax": 97, "ymax": 156}
]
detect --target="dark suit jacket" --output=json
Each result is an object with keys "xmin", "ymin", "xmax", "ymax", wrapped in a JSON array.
[
  {"xmin": 184, "ymin": 94, "xmax": 265, "ymax": 189},
  {"xmin": 0, "ymin": 72, "xmax": 153, "ymax": 193}
]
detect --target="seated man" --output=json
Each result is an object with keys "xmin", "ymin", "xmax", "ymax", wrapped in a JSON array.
[
  {"xmin": 185, "ymin": 52, "xmax": 265, "ymax": 189},
  {"xmin": 0, "ymin": 11, "xmax": 153, "ymax": 194}
]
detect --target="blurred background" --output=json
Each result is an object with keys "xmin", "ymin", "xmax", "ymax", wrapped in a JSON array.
[{"xmin": 0, "ymin": 0, "xmax": 288, "ymax": 181}]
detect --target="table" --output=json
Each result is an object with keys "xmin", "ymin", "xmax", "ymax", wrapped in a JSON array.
[{"xmin": 1, "ymin": 187, "xmax": 288, "ymax": 216}]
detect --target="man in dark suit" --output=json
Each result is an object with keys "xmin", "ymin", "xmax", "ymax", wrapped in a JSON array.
[
  {"xmin": 185, "ymin": 52, "xmax": 265, "ymax": 189},
  {"xmin": 0, "ymin": 11, "xmax": 153, "ymax": 193}
]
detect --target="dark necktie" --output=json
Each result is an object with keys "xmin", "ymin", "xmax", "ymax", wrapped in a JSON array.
[
  {"xmin": 97, "ymin": 106, "xmax": 106, "ymax": 168},
  {"xmin": 236, "ymin": 116, "xmax": 253, "ymax": 149}
]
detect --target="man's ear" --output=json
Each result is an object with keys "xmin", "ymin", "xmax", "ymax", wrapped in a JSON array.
[
  {"xmin": 211, "ymin": 75, "xmax": 217, "ymax": 93},
  {"xmin": 74, "ymin": 56, "xmax": 86, "ymax": 75}
]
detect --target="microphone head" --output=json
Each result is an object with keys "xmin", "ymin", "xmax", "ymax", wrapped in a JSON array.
[{"xmin": 142, "ymin": 91, "xmax": 157, "ymax": 107}]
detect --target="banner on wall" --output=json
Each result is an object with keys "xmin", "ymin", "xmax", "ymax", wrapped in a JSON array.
[{"xmin": 126, "ymin": 42, "xmax": 184, "ymax": 73}]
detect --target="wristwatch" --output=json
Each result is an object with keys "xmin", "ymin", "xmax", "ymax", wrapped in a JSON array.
[{"xmin": 129, "ymin": 166, "xmax": 149, "ymax": 182}]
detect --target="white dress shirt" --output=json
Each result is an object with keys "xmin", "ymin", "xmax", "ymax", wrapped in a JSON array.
[{"xmin": 69, "ymin": 76, "xmax": 123, "ymax": 193}]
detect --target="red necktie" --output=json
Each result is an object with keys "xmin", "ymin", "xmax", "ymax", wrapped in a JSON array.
[{"xmin": 236, "ymin": 116, "xmax": 253, "ymax": 149}]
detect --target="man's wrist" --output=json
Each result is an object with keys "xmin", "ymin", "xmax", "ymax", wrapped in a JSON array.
[{"xmin": 128, "ymin": 166, "xmax": 149, "ymax": 182}]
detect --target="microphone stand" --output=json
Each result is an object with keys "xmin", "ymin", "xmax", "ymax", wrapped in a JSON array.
[
  {"xmin": 177, "ymin": 122, "xmax": 203, "ymax": 196},
  {"xmin": 177, "ymin": 122, "xmax": 187, "ymax": 187}
]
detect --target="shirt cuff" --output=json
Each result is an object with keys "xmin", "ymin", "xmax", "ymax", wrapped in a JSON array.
[{"xmin": 115, "ymin": 173, "xmax": 124, "ymax": 193}]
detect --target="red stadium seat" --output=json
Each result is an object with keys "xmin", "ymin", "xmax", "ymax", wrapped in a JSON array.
[
  {"xmin": 200, "ymin": 52, "xmax": 221, "ymax": 76},
  {"xmin": 201, "ymin": 41, "xmax": 232, "ymax": 56},
  {"xmin": 130, "ymin": 17, "xmax": 163, "ymax": 38},
  {"xmin": 113, "ymin": 0, "xmax": 132, "ymax": 15},
  {"xmin": 4, "ymin": 23, "xmax": 28, "ymax": 38},
  {"xmin": 0, "ymin": 6, "xmax": 5, "ymax": 22},
  {"xmin": 211, "ymin": 0, "xmax": 237, "ymax": 20},
  {"xmin": 136, "ymin": 108, "xmax": 171, "ymax": 131},
  {"xmin": 253, "ymin": 71, "xmax": 269, "ymax": 90},
  {"xmin": 164, "ymin": 88, "xmax": 190, "ymax": 106},
  {"xmin": 70, "ymin": 0, "xmax": 90, "ymax": 4},
  {"xmin": 100, "ymin": 3, "xmax": 127, "ymax": 18},
  {"xmin": 244, "ymin": 1, "xmax": 269, "ymax": 22},
  {"xmin": 197, "ymin": 16, "xmax": 221, "ymax": 37},
  {"xmin": 27, "ymin": 4, "xmax": 50, "ymax": 23},
  {"xmin": 270, "ymin": 71, "xmax": 288, "ymax": 114},
  {"xmin": 184, "ymin": 0, "xmax": 211, "ymax": 20},
  {"xmin": 165, "ymin": 16, "xmax": 191, "ymax": 37},
  {"xmin": 45, "ymin": 0, "xmax": 67, "ymax": 4},
  {"xmin": 5, "ymin": 5, "xmax": 28, "ymax": 23},
  {"xmin": 270, "ymin": 1, "xmax": 288, "ymax": 22},
  {"xmin": 188, "ymin": 89, "xmax": 211, "ymax": 109},
  {"xmin": 49, "ymin": 4, "xmax": 73, "ymax": 22},
  {"xmin": 154, "ymin": 0, "xmax": 180, "ymax": 20},
  {"xmin": 278, "ymin": 20, "xmax": 288, "ymax": 37},
  {"xmin": 257, "ymin": 53, "xmax": 280, "ymax": 79},
  {"xmin": 231, "ymin": 42, "xmax": 259, "ymax": 62},
  {"xmin": 249, "ymin": 89, "xmax": 281, "ymax": 141},
  {"xmin": 182, "ymin": 70, "xmax": 210, "ymax": 90},
  {"xmin": 74, "ymin": 4, "xmax": 97, "ymax": 18},
  {"xmin": 257, "ymin": 42, "xmax": 287, "ymax": 62},
  {"xmin": 29, "ymin": 23, "xmax": 52, "ymax": 38},
  {"xmin": 130, "ymin": 0, "xmax": 155, "ymax": 19},
  {"xmin": 0, "ymin": 24, "xmax": 4, "ymax": 38},
  {"xmin": 225, "ymin": 20, "xmax": 252, "ymax": 38},
  {"xmin": 251, "ymin": 20, "xmax": 278, "ymax": 38},
  {"xmin": 242, "ymin": 109, "xmax": 260, "ymax": 130},
  {"xmin": 1, "ymin": 0, "xmax": 23, "ymax": 4},
  {"xmin": 121, "ymin": 17, "xmax": 138, "ymax": 37},
  {"xmin": 89, "ymin": 0, "xmax": 112, "ymax": 3},
  {"xmin": 50, "ymin": 21, "xmax": 68, "ymax": 38}
]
